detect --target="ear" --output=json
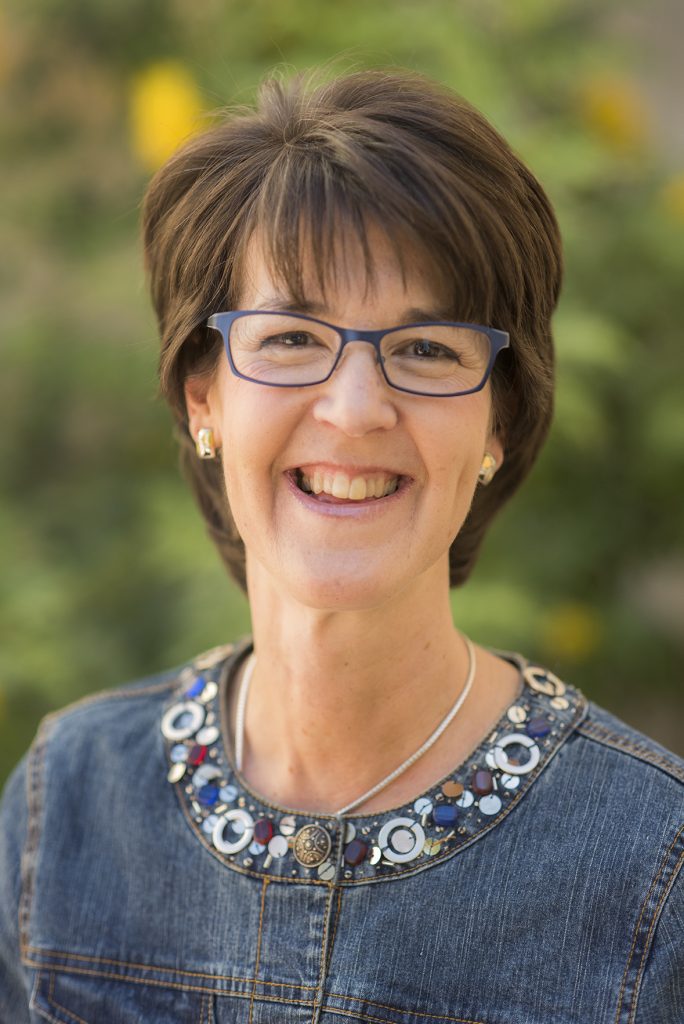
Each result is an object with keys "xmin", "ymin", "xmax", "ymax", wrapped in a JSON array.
[
  {"xmin": 184, "ymin": 374, "xmax": 222, "ymax": 450},
  {"xmin": 486, "ymin": 432, "xmax": 504, "ymax": 472},
  {"xmin": 483, "ymin": 429, "xmax": 504, "ymax": 482}
]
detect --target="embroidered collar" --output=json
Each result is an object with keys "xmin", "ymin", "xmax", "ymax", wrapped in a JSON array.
[{"xmin": 161, "ymin": 643, "xmax": 588, "ymax": 886}]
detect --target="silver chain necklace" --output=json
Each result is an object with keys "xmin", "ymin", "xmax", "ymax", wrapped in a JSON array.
[{"xmin": 234, "ymin": 635, "xmax": 476, "ymax": 817}]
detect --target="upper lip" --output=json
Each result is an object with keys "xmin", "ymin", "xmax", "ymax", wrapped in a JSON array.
[{"xmin": 289, "ymin": 462, "xmax": 409, "ymax": 477}]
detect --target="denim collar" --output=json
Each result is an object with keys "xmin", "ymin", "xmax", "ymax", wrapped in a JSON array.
[{"xmin": 161, "ymin": 641, "xmax": 588, "ymax": 886}]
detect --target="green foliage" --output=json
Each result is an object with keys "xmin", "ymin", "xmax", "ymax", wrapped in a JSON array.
[{"xmin": 1, "ymin": 0, "xmax": 682, "ymax": 785}]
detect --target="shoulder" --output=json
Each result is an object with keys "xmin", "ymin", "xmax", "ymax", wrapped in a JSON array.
[
  {"xmin": 573, "ymin": 697, "xmax": 684, "ymax": 789},
  {"xmin": 20, "ymin": 641, "xmax": 239, "ymax": 785}
]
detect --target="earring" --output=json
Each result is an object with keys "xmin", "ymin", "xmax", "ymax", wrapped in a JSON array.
[
  {"xmin": 195, "ymin": 427, "xmax": 217, "ymax": 459},
  {"xmin": 478, "ymin": 452, "xmax": 497, "ymax": 485}
]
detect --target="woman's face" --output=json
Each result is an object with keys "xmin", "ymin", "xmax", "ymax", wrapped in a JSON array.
[{"xmin": 186, "ymin": 228, "xmax": 503, "ymax": 610}]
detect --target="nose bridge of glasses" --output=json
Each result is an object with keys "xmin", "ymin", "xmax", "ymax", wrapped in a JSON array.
[{"xmin": 336, "ymin": 326, "xmax": 385, "ymax": 364}]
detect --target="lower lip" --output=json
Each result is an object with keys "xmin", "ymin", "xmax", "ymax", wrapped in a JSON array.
[{"xmin": 284, "ymin": 473, "xmax": 412, "ymax": 518}]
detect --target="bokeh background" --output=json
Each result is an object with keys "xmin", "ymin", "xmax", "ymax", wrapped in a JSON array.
[{"xmin": 1, "ymin": 0, "xmax": 683, "ymax": 787}]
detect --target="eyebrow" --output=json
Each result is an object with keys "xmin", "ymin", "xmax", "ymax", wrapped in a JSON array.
[{"xmin": 251, "ymin": 297, "xmax": 456, "ymax": 323}]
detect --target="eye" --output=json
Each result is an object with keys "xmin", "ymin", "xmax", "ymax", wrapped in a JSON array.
[
  {"xmin": 262, "ymin": 331, "xmax": 317, "ymax": 348},
  {"xmin": 405, "ymin": 339, "xmax": 459, "ymax": 361}
]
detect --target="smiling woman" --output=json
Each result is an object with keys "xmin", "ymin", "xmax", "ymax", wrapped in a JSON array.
[{"xmin": 1, "ymin": 68, "xmax": 682, "ymax": 1024}]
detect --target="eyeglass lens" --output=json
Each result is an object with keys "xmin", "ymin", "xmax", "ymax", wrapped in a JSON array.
[{"xmin": 228, "ymin": 313, "xmax": 491, "ymax": 395}]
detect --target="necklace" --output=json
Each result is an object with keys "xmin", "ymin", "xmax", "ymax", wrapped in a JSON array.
[{"xmin": 234, "ymin": 635, "xmax": 476, "ymax": 817}]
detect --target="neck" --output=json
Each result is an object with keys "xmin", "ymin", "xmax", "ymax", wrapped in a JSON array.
[{"xmin": 233, "ymin": 558, "xmax": 519, "ymax": 814}]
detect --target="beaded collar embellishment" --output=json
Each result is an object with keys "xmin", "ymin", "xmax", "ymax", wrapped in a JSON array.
[{"xmin": 161, "ymin": 645, "xmax": 587, "ymax": 886}]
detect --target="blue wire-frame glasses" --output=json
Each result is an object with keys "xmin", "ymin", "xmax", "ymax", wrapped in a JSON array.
[{"xmin": 207, "ymin": 310, "xmax": 510, "ymax": 398}]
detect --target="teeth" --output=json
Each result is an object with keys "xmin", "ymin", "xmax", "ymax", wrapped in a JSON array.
[
  {"xmin": 297, "ymin": 470, "xmax": 400, "ymax": 501},
  {"xmin": 348, "ymin": 477, "xmax": 367, "ymax": 500},
  {"xmin": 332, "ymin": 472, "xmax": 349, "ymax": 499}
]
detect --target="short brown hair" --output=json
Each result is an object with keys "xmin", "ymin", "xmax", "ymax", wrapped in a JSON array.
[{"xmin": 142, "ymin": 68, "xmax": 562, "ymax": 591}]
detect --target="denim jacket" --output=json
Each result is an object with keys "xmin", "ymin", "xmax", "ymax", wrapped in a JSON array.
[{"xmin": 1, "ymin": 640, "xmax": 683, "ymax": 1024}]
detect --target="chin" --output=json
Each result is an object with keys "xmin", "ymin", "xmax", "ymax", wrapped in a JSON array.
[{"xmin": 278, "ymin": 555, "xmax": 409, "ymax": 612}]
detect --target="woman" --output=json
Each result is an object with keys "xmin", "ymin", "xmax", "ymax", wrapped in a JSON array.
[{"xmin": 1, "ymin": 68, "xmax": 682, "ymax": 1024}]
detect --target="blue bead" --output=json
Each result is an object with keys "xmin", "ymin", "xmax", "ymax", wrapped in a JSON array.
[
  {"xmin": 526, "ymin": 716, "xmax": 551, "ymax": 738},
  {"xmin": 432, "ymin": 803, "xmax": 458, "ymax": 827},
  {"xmin": 185, "ymin": 675, "xmax": 206, "ymax": 698},
  {"xmin": 197, "ymin": 784, "xmax": 219, "ymax": 806}
]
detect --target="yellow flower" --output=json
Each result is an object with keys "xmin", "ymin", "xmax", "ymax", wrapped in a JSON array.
[
  {"xmin": 129, "ymin": 61, "xmax": 204, "ymax": 171},
  {"xmin": 659, "ymin": 174, "xmax": 684, "ymax": 222},
  {"xmin": 579, "ymin": 75, "xmax": 649, "ymax": 153},
  {"xmin": 542, "ymin": 603, "xmax": 602, "ymax": 663}
]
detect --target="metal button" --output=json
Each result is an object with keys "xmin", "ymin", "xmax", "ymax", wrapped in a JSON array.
[{"xmin": 293, "ymin": 824, "xmax": 332, "ymax": 868}]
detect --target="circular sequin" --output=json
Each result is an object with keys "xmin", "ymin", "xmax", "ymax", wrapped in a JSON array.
[
  {"xmin": 167, "ymin": 762, "xmax": 186, "ymax": 784},
  {"xmin": 344, "ymin": 822, "xmax": 356, "ymax": 844},
  {"xmin": 198, "ymin": 680, "xmax": 218, "ymax": 703},
  {"xmin": 219, "ymin": 784, "xmax": 238, "ymax": 803},
  {"xmin": 507, "ymin": 705, "xmax": 527, "ymax": 724},
  {"xmin": 193, "ymin": 766, "xmax": 221, "ymax": 790},
  {"xmin": 524, "ymin": 666, "xmax": 566, "ymax": 698},
  {"xmin": 414, "ymin": 797, "xmax": 433, "ymax": 816},
  {"xmin": 279, "ymin": 815, "xmax": 297, "ymax": 836},
  {"xmin": 161, "ymin": 701, "xmax": 205, "ymax": 742},
  {"xmin": 202, "ymin": 813, "xmax": 219, "ymax": 835},
  {"xmin": 293, "ymin": 824, "xmax": 332, "ymax": 868},
  {"xmin": 212, "ymin": 810, "xmax": 254, "ymax": 855},
  {"xmin": 170, "ymin": 744, "xmax": 188, "ymax": 763},
  {"xmin": 423, "ymin": 838, "xmax": 442, "ymax": 856},
  {"xmin": 249, "ymin": 840, "xmax": 266, "ymax": 856},
  {"xmin": 500, "ymin": 773, "xmax": 520, "ymax": 790},
  {"xmin": 317, "ymin": 861, "xmax": 336, "ymax": 880},
  {"xmin": 195, "ymin": 725, "xmax": 220, "ymax": 746},
  {"xmin": 551, "ymin": 696, "xmax": 569, "ymax": 711},
  {"xmin": 479, "ymin": 793, "xmax": 502, "ymax": 815},
  {"xmin": 493, "ymin": 733, "xmax": 540, "ymax": 775},
  {"xmin": 369, "ymin": 846, "xmax": 382, "ymax": 865},
  {"xmin": 456, "ymin": 789, "xmax": 474, "ymax": 808},
  {"xmin": 268, "ymin": 835, "xmax": 289, "ymax": 859},
  {"xmin": 378, "ymin": 817, "xmax": 425, "ymax": 864}
]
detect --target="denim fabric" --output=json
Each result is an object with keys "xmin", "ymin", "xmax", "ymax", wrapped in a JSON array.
[{"xmin": 1, "ymin": 641, "xmax": 682, "ymax": 1024}]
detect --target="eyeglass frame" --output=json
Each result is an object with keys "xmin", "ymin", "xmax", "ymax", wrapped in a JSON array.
[{"xmin": 206, "ymin": 310, "xmax": 510, "ymax": 398}]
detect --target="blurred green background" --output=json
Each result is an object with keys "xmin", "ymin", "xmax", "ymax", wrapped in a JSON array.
[{"xmin": 1, "ymin": 0, "xmax": 683, "ymax": 787}]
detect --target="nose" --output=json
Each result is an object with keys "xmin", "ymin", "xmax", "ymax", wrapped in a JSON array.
[{"xmin": 311, "ymin": 340, "xmax": 399, "ymax": 436}]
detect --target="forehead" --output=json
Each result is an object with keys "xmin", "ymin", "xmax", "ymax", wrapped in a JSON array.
[{"xmin": 235, "ymin": 222, "xmax": 452, "ymax": 319}]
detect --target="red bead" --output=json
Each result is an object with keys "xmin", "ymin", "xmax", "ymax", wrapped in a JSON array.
[
  {"xmin": 343, "ymin": 838, "xmax": 368, "ymax": 866},
  {"xmin": 472, "ymin": 769, "xmax": 493, "ymax": 796},
  {"xmin": 254, "ymin": 818, "xmax": 274, "ymax": 844},
  {"xmin": 188, "ymin": 744, "xmax": 207, "ymax": 766}
]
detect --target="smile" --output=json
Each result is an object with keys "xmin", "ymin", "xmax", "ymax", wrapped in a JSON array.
[{"xmin": 292, "ymin": 467, "xmax": 402, "ymax": 502}]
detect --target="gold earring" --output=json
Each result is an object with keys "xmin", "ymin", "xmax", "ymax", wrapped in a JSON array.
[
  {"xmin": 478, "ymin": 452, "xmax": 497, "ymax": 485},
  {"xmin": 195, "ymin": 427, "xmax": 217, "ymax": 459}
]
